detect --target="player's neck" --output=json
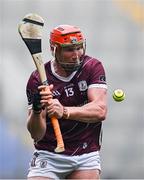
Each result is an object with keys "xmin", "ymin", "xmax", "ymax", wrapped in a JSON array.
[{"xmin": 53, "ymin": 60, "xmax": 72, "ymax": 77}]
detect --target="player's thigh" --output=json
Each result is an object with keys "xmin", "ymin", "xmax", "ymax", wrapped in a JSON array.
[
  {"xmin": 66, "ymin": 169, "xmax": 100, "ymax": 179},
  {"xmin": 28, "ymin": 176, "xmax": 53, "ymax": 180}
]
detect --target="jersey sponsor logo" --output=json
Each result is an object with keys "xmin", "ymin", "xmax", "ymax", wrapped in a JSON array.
[
  {"xmin": 52, "ymin": 90, "xmax": 61, "ymax": 97},
  {"xmin": 78, "ymin": 80, "xmax": 88, "ymax": 91}
]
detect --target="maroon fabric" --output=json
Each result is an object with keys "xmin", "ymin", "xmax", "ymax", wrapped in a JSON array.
[{"xmin": 26, "ymin": 55, "xmax": 106, "ymax": 155}]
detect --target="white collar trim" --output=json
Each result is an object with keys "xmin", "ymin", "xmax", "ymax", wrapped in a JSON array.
[{"xmin": 50, "ymin": 60, "xmax": 77, "ymax": 82}]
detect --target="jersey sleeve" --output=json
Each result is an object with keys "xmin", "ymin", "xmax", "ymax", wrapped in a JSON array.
[
  {"xmin": 88, "ymin": 60, "xmax": 107, "ymax": 89},
  {"xmin": 26, "ymin": 71, "xmax": 41, "ymax": 109}
]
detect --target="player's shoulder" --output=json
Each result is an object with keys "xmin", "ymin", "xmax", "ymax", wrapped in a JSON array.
[
  {"xmin": 44, "ymin": 60, "xmax": 51, "ymax": 68},
  {"xmin": 82, "ymin": 55, "xmax": 102, "ymax": 68},
  {"xmin": 27, "ymin": 69, "xmax": 40, "ymax": 88},
  {"xmin": 30, "ymin": 60, "xmax": 51, "ymax": 79},
  {"xmin": 30, "ymin": 69, "xmax": 39, "ymax": 81}
]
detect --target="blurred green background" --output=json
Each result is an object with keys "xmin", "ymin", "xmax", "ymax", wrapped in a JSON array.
[{"xmin": 0, "ymin": 0, "xmax": 144, "ymax": 178}]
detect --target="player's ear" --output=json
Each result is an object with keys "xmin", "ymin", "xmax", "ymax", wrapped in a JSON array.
[
  {"xmin": 50, "ymin": 45, "xmax": 56, "ymax": 57},
  {"xmin": 50, "ymin": 40, "xmax": 54, "ymax": 57}
]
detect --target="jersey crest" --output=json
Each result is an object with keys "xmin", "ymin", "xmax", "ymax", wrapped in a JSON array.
[{"xmin": 78, "ymin": 80, "xmax": 88, "ymax": 91}]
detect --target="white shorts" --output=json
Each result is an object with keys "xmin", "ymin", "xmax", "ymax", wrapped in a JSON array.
[{"xmin": 27, "ymin": 150, "xmax": 101, "ymax": 179}]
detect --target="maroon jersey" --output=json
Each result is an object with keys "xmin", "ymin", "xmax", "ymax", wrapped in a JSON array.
[{"xmin": 26, "ymin": 55, "xmax": 107, "ymax": 155}]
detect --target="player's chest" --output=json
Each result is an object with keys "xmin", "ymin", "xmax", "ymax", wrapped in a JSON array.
[{"xmin": 51, "ymin": 79, "xmax": 89, "ymax": 106}]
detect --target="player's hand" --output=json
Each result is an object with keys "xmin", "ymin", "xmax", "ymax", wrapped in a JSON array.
[
  {"xmin": 32, "ymin": 84, "xmax": 53, "ymax": 114},
  {"xmin": 38, "ymin": 84, "xmax": 53, "ymax": 107},
  {"xmin": 46, "ymin": 99, "xmax": 64, "ymax": 119}
]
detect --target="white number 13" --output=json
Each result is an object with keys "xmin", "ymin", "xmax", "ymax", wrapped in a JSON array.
[{"xmin": 65, "ymin": 88, "xmax": 74, "ymax": 97}]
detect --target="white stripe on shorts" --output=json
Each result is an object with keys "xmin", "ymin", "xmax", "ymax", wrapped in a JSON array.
[{"xmin": 27, "ymin": 150, "xmax": 101, "ymax": 179}]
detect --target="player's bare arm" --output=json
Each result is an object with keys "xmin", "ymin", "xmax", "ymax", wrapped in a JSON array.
[
  {"xmin": 67, "ymin": 87, "xmax": 107, "ymax": 123},
  {"xmin": 27, "ymin": 109, "xmax": 47, "ymax": 142},
  {"xmin": 46, "ymin": 87, "xmax": 107, "ymax": 123},
  {"xmin": 27, "ymin": 85, "xmax": 53, "ymax": 142}
]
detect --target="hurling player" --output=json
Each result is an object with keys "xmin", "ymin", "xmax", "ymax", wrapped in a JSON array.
[{"xmin": 26, "ymin": 24, "xmax": 107, "ymax": 179}]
